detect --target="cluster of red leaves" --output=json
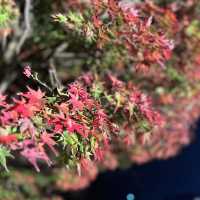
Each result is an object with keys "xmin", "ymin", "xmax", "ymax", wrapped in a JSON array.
[
  {"xmin": 55, "ymin": 0, "xmax": 175, "ymax": 71},
  {"xmin": 1, "ymin": 0, "xmax": 200, "ymax": 192},
  {"xmin": 46, "ymin": 0, "xmax": 200, "ymax": 190},
  {"xmin": 0, "ymin": 70, "xmax": 162, "ymax": 173},
  {"xmin": 79, "ymin": 72, "xmax": 164, "ymax": 159},
  {"xmin": 126, "ymin": 0, "xmax": 200, "ymax": 164},
  {"xmin": 89, "ymin": 0, "xmax": 175, "ymax": 69},
  {"xmin": 131, "ymin": 93, "xmax": 200, "ymax": 164}
]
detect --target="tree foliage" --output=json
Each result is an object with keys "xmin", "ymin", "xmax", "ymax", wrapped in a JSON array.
[{"xmin": 0, "ymin": 0, "xmax": 200, "ymax": 198}]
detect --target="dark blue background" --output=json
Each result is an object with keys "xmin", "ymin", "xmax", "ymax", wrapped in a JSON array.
[{"xmin": 86, "ymin": 121, "xmax": 200, "ymax": 200}]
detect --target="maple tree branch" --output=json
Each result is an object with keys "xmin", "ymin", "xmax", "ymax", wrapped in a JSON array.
[{"xmin": 16, "ymin": 0, "xmax": 33, "ymax": 53}]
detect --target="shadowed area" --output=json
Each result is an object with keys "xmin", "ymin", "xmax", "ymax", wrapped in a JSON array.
[{"xmin": 86, "ymin": 120, "xmax": 200, "ymax": 200}]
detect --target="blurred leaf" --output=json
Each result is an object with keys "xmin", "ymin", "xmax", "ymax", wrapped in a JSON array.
[{"xmin": 0, "ymin": 146, "xmax": 13, "ymax": 172}]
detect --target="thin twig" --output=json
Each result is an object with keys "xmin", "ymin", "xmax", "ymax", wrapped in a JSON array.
[
  {"xmin": 49, "ymin": 59, "xmax": 63, "ymax": 90},
  {"xmin": 33, "ymin": 73, "xmax": 53, "ymax": 92},
  {"xmin": 16, "ymin": 0, "xmax": 32, "ymax": 53}
]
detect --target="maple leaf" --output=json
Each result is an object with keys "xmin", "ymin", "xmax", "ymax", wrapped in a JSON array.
[
  {"xmin": 64, "ymin": 117, "xmax": 75, "ymax": 132},
  {"xmin": 93, "ymin": 109, "xmax": 108, "ymax": 128},
  {"xmin": 129, "ymin": 89, "xmax": 141, "ymax": 105},
  {"xmin": 56, "ymin": 102, "xmax": 69, "ymax": 114},
  {"xmin": 41, "ymin": 131, "xmax": 58, "ymax": 156},
  {"xmin": 21, "ymin": 145, "xmax": 52, "ymax": 172},
  {"xmin": 13, "ymin": 98, "xmax": 37, "ymax": 118},
  {"xmin": 69, "ymin": 94, "xmax": 85, "ymax": 111},
  {"xmin": 108, "ymin": 0, "xmax": 119, "ymax": 12},
  {"xmin": 0, "ymin": 134, "xmax": 17, "ymax": 145},
  {"xmin": 108, "ymin": 74, "xmax": 124, "ymax": 88},
  {"xmin": 79, "ymin": 72, "xmax": 93, "ymax": 86},
  {"xmin": 22, "ymin": 87, "xmax": 45, "ymax": 108},
  {"xmin": 68, "ymin": 83, "xmax": 89, "ymax": 100},
  {"xmin": 80, "ymin": 158, "xmax": 90, "ymax": 172},
  {"xmin": 48, "ymin": 113, "xmax": 66, "ymax": 133},
  {"xmin": 163, "ymin": 49, "xmax": 172, "ymax": 60},
  {"xmin": 68, "ymin": 83, "xmax": 80, "ymax": 96},
  {"xmin": 94, "ymin": 147, "xmax": 104, "ymax": 161},
  {"xmin": 92, "ymin": 15, "xmax": 102, "ymax": 28},
  {"xmin": 54, "ymin": 123, "xmax": 63, "ymax": 133},
  {"xmin": 80, "ymin": 158, "xmax": 97, "ymax": 178},
  {"xmin": 64, "ymin": 117, "xmax": 88, "ymax": 137},
  {"xmin": 19, "ymin": 118, "xmax": 36, "ymax": 137},
  {"xmin": 68, "ymin": 83, "xmax": 93, "ymax": 111},
  {"xmin": 91, "ymin": 0, "xmax": 103, "ymax": 11},
  {"xmin": 0, "ymin": 146, "xmax": 13, "ymax": 171},
  {"xmin": 119, "ymin": 1, "xmax": 139, "ymax": 23},
  {"xmin": 0, "ymin": 111, "xmax": 13, "ymax": 125},
  {"xmin": 123, "ymin": 135, "xmax": 134, "ymax": 146},
  {"xmin": 75, "ymin": 123, "xmax": 88, "ymax": 138}
]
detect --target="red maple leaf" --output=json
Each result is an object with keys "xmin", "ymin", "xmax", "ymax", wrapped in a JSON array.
[
  {"xmin": 22, "ymin": 87, "xmax": 45, "ymax": 108},
  {"xmin": 0, "ymin": 134, "xmax": 17, "ymax": 145},
  {"xmin": 64, "ymin": 117, "xmax": 88, "ymax": 137},
  {"xmin": 0, "ymin": 110, "xmax": 18, "ymax": 125},
  {"xmin": 94, "ymin": 147, "xmax": 104, "ymax": 161},
  {"xmin": 19, "ymin": 118, "xmax": 36, "ymax": 137},
  {"xmin": 13, "ymin": 98, "xmax": 35, "ymax": 118},
  {"xmin": 21, "ymin": 145, "xmax": 52, "ymax": 172},
  {"xmin": 41, "ymin": 131, "xmax": 58, "ymax": 156},
  {"xmin": 69, "ymin": 94, "xmax": 85, "ymax": 111},
  {"xmin": 92, "ymin": 15, "xmax": 102, "ymax": 28}
]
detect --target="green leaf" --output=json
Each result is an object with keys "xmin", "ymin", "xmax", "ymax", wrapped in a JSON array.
[
  {"xmin": 59, "ymin": 131, "xmax": 80, "ymax": 149},
  {"xmin": 91, "ymin": 82, "xmax": 104, "ymax": 99},
  {"xmin": 137, "ymin": 120, "xmax": 151, "ymax": 132},
  {"xmin": 90, "ymin": 136, "xmax": 96, "ymax": 150},
  {"xmin": 166, "ymin": 67, "xmax": 185, "ymax": 83},
  {"xmin": 0, "ymin": 4, "xmax": 18, "ymax": 28},
  {"xmin": 67, "ymin": 11, "xmax": 84, "ymax": 26},
  {"xmin": 0, "ymin": 146, "xmax": 13, "ymax": 172},
  {"xmin": 185, "ymin": 20, "xmax": 200, "ymax": 39},
  {"xmin": 0, "ymin": 8, "xmax": 10, "ymax": 27},
  {"xmin": 11, "ymin": 127, "xmax": 17, "ymax": 133},
  {"xmin": 47, "ymin": 96, "xmax": 57, "ymax": 104},
  {"xmin": 52, "ymin": 13, "xmax": 68, "ymax": 23}
]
